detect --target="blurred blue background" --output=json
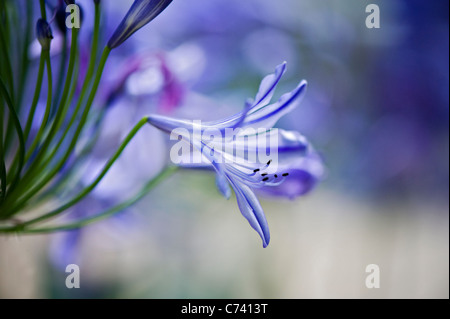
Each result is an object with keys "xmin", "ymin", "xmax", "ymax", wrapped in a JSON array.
[{"xmin": 0, "ymin": 0, "xmax": 448, "ymax": 298}]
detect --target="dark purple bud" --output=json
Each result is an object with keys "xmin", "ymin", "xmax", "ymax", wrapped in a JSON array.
[{"xmin": 36, "ymin": 19, "xmax": 53, "ymax": 50}]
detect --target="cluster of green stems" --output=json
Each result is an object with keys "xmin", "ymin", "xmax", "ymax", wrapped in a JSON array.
[{"xmin": 0, "ymin": 0, "xmax": 176, "ymax": 234}]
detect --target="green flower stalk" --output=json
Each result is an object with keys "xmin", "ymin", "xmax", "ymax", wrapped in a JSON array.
[{"xmin": 0, "ymin": 0, "xmax": 174, "ymax": 234}]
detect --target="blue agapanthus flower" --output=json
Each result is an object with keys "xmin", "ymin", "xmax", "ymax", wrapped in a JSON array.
[{"xmin": 147, "ymin": 63, "xmax": 324, "ymax": 247}]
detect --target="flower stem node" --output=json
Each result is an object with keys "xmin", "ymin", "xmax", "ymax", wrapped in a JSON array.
[{"xmin": 36, "ymin": 18, "xmax": 53, "ymax": 51}]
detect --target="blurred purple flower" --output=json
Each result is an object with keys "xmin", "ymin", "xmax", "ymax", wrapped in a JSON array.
[
  {"xmin": 97, "ymin": 48, "xmax": 189, "ymax": 115},
  {"xmin": 49, "ymin": 197, "xmax": 144, "ymax": 271},
  {"xmin": 147, "ymin": 63, "xmax": 324, "ymax": 247},
  {"xmin": 157, "ymin": 54, "xmax": 185, "ymax": 114},
  {"xmin": 50, "ymin": 228, "xmax": 82, "ymax": 270},
  {"xmin": 107, "ymin": 0, "xmax": 173, "ymax": 49}
]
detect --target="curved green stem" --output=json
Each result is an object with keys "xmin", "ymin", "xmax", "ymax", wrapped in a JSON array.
[
  {"xmin": 23, "ymin": 52, "xmax": 46, "ymax": 141},
  {"xmin": 0, "ymin": 166, "xmax": 177, "ymax": 234},
  {"xmin": 16, "ymin": 0, "xmax": 33, "ymax": 114},
  {"xmin": 52, "ymin": 32, "xmax": 68, "ymax": 119},
  {"xmin": 0, "ymin": 4, "xmax": 16, "ymax": 154},
  {"xmin": 0, "ymin": 8, "xmax": 14, "ymax": 104},
  {"xmin": 13, "ymin": 2, "xmax": 101, "ymax": 201},
  {"xmin": 0, "ymin": 100, "xmax": 5, "ymax": 202},
  {"xmin": 24, "ymin": 29, "xmax": 78, "ymax": 165},
  {"xmin": 15, "ymin": 116, "xmax": 150, "ymax": 227},
  {"xmin": 23, "ymin": 50, "xmax": 52, "ymax": 162},
  {"xmin": 0, "ymin": 80, "xmax": 25, "ymax": 202},
  {"xmin": 4, "ymin": 46, "xmax": 111, "ymax": 217},
  {"xmin": 4, "ymin": 29, "xmax": 79, "ymax": 210},
  {"xmin": 39, "ymin": 0, "xmax": 46, "ymax": 20},
  {"xmin": 24, "ymin": 3, "xmax": 101, "ymax": 183},
  {"xmin": 30, "ymin": 107, "xmax": 104, "ymax": 206}
]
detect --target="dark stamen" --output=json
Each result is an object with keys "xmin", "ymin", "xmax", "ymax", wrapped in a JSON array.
[
  {"xmin": 262, "ymin": 177, "xmax": 269, "ymax": 182},
  {"xmin": 267, "ymin": 160, "xmax": 272, "ymax": 165},
  {"xmin": 261, "ymin": 173, "xmax": 268, "ymax": 177},
  {"xmin": 282, "ymin": 173, "xmax": 289, "ymax": 177},
  {"xmin": 274, "ymin": 174, "xmax": 278, "ymax": 178},
  {"xmin": 253, "ymin": 169, "xmax": 260, "ymax": 173}
]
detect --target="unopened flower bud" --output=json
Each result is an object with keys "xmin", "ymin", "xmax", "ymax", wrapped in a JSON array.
[
  {"xmin": 36, "ymin": 19, "xmax": 53, "ymax": 50},
  {"xmin": 107, "ymin": 0, "xmax": 172, "ymax": 50}
]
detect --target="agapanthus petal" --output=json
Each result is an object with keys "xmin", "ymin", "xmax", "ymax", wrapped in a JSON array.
[
  {"xmin": 205, "ymin": 62, "xmax": 287, "ymax": 128},
  {"xmin": 228, "ymin": 177, "xmax": 270, "ymax": 248},
  {"xmin": 243, "ymin": 80, "xmax": 307, "ymax": 129},
  {"xmin": 252, "ymin": 62, "xmax": 287, "ymax": 109},
  {"xmin": 147, "ymin": 114, "xmax": 200, "ymax": 135},
  {"xmin": 216, "ymin": 174, "xmax": 232, "ymax": 199}
]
